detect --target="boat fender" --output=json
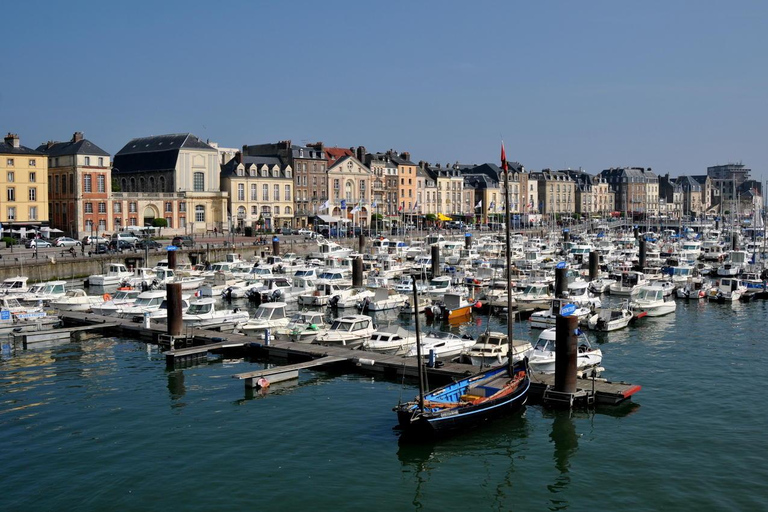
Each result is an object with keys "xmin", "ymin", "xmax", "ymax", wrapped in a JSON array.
[
  {"xmin": 103, "ymin": 293, "xmax": 112, "ymax": 301},
  {"xmin": 256, "ymin": 377, "xmax": 270, "ymax": 389}
]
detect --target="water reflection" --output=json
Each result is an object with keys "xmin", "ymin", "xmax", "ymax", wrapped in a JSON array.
[
  {"xmin": 166, "ymin": 369, "xmax": 186, "ymax": 407},
  {"xmin": 396, "ymin": 412, "xmax": 530, "ymax": 511},
  {"xmin": 547, "ymin": 411, "xmax": 579, "ymax": 511}
]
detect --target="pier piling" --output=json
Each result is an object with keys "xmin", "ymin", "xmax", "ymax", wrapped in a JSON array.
[
  {"xmin": 563, "ymin": 229, "xmax": 570, "ymax": 243},
  {"xmin": 358, "ymin": 234, "xmax": 365, "ymax": 253},
  {"xmin": 589, "ymin": 251, "xmax": 599, "ymax": 281},
  {"xmin": 555, "ymin": 267, "xmax": 567, "ymax": 298},
  {"xmin": 352, "ymin": 256, "xmax": 363, "ymax": 287},
  {"xmin": 166, "ymin": 283, "xmax": 183, "ymax": 337},
  {"xmin": 431, "ymin": 245, "xmax": 440, "ymax": 277},
  {"xmin": 465, "ymin": 233, "xmax": 472, "ymax": 249},
  {"xmin": 167, "ymin": 250, "xmax": 177, "ymax": 270},
  {"xmin": 638, "ymin": 239, "xmax": 646, "ymax": 271},
  {"xmin": 554, "ymin": 314, "xmax": 578, "ymax": 394},
  {"xmin": 272, "ymin": 237, "xmax": 280, "ymax": 256}
]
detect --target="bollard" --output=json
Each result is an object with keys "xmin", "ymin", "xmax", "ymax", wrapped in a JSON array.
[
  {"xmin": 428, "ymin": 348, "xmax": 436, "ymax": 368},
  {"xmin": 589, "ymin": 251, "xmax": 599, "ymax": 282},
  {"xmin": 554, "ymin": 314, "xmax": 578, "ymax": 394},
  {"xmin": 143, "ymin": 311, "xmax": 151, "ymax": 329},
  {"xmin": 167, "ymin": 249, "xmax": 177, "ymax": 270},
  {"xmin": 352, "ymin": 256, "xmax": 364, "ymax": 287},
  {"xmin": 563, "ymin": 229, "xmax": 570, "ymax": 243},
  {"xmin": 272, "ymin": 237, "xmax": 280, "ymax": 256},
  {"xmin": 431, "ymin": 245, "xmax": 440, "ymax": 277},
  {"xmin": 638, "ymin": 239, "xmax": 646, "ymax": 271},
  {"xmin": 166, "ymin": 282, "xmax": 183, "ymax": 336},
  {"xmin": 358, "ymin": 233, "xmax": 365, "ymax": 254},
  {"xmin": 555, "ymin": 267, "xmax": 568, "ymax": 298}
]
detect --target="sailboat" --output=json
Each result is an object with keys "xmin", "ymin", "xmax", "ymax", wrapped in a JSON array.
[{"xmin": 394, "ymin": 143, "xmax": 530, "ymax": 436}]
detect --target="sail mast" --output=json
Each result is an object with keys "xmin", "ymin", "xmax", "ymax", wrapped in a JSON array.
[
  {"xmin": 412, "ymin": 276, "xmax": 425, "ymax": 412},
  {"xmin": 502, "ymin": 141, "xmax": 513, "ymax": 373}
]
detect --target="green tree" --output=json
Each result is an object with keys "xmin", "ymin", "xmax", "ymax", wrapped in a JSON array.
[
  {"xmin": 152, "ymin": 218, "xmax": 167, "ymax": 237},
  {"xmin": 112, "ymin": 177, "xmax": 121, "ymax": 192}
]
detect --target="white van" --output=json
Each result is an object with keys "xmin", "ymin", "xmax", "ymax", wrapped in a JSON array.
[{"xmin": 112, "ymin": 232, "xmax": 140, "ymax": 244}]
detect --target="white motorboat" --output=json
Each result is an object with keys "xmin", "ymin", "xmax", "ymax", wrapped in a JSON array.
[
  {"xmin": 675, "ymin": 276, "xmax": 710, "ymax": 300},
  {"xmin": 274, "ymin": 311, "xmax": 327, "ymax": 343},
  {"xmin": 588, "ymin": 277, "xmax": 616, "ymax": 294},
  {"xmin": 88, "ymin": 263, "xmax": 133, "ymax": 286},
  {"xmin": 630, "ymin": 285, "xmax": 676, "ymax": 317},
  {"xmin": 467, "ymin": 331, "xmax": 533, "ymax": 367},
  {"xmin": 313, "ymin": 315, "xmax": 375, "ymax": 348},
  {"xmin": 19, "ymin": 281, "xmax": 68, "ymax": 305},
  {"xmin": 0, "ymin": 276, "xmax": 30, "ymax": 296},
  {"xmin": 329, "ymin": 288, "xmax": 375, "ymax": 309},
  {"xmin": 178, "ymin": 276, "xmax": 205, "ymax": 290},
  {"xmin": 529, "ymin": 327, "xmax": 603, "ymax": 374},
  {"xmin": 530, "ymin": 299, "xmax": 592, "ymax": 329},
  {"xmin": 359, "ymin": 288, "xmax": 409, "ymax": 312},
  {"xmin": 361, "ymin": 327, "xmax": 417, "ymax": 355},
  {"xmin": 609, "ymin": 271, "xmax": 648, "ymax": 296},
  {"xmin": 118, "ymin": 290, "xmax": 167, "ymax": 319},
  {"xmin": 399, "ymin": 295, "xmax": 431, "ymax": 315},
  {"xmin": 403, "ymin": 331, "xmax": 475, "ymax": 359},
  {"xmin": 515, "ymin": 282, "xmax": 553, "ymax": 306},
  {"xmin": 121, "ymin": 268, "xmax": 157, "ymax": 289},
  {"xmin": 565, "ymin": 281, "xmax": 601, "ymax": 309},
  {"xmin": 182, "ymin": 298, "xmax": 250, "ymax": 329},
  {"xmin": 707, "ymin": 278, "xmax": 747, "ymax": 303},
  {"xmin": 199, "ymin": 271, "xmax": 244, "ymax": 297},
  {"xmin": 238, "ymin": 302, "xmax": 290, "ymax": 334},
  {"xmin": 91, "ymin": 289, "xmax": 141, "ymax": 316},
  {"xmin": 587, "ymin": 302, "xmax": 633, "ymax": 332},
  {"xmin": 50, "ymin": 289, "xmax": 103, "ymax": 312},
  {"xmin": 298, "ymin": 282, "xmax": 352, "ymax": 307}
]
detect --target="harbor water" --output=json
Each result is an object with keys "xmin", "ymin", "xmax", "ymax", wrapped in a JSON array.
[{"xmin": 1, "ymin": 297, "xmax": 767, "ymax": 511}]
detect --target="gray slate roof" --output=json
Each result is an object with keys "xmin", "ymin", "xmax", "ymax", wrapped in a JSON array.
[
  {"xmin": 0, "ymin": 141, "xmax": 43, "ymax": 155},
  {"xmin": 116, "ymin": 133, "xmax": 215, "ymax": 156},
  {"xmin": 37, "ymin": 139, "xmax": 109, "ymax": 157}
]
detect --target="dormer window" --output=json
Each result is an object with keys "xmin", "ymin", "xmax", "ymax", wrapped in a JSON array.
[{"xmin": 237, "ymin": 167, "xmax": 244, "ymax": 177}]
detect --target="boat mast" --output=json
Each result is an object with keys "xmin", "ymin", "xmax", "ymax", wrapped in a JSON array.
[
  {"xmin": 412, "ymin": 277, "xmax": 425, "ymax": 412},
  {"xmin": 502, "ymin": 142, "xmax": 513, "ymax": 373}
]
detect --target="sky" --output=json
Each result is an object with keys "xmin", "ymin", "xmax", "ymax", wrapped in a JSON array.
[{"xmin": 2, "ymin": 0, "xmax": 766, "ymax": 179}]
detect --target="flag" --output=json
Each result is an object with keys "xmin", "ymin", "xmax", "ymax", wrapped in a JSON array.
[
  {"xmin": 475, "ymin": 200, "xmax": 482, "ymax": 208},
  {"xmin": 412, "ymin": 201, "xmax": 419, "ymax": 211},
  {"xmin": 398, "ymin": 202, "xmax": 403, "ymax": 212},
  {"xmin": 528, "ymin": 201, "xmax": 533, "ymax": 208},
  {"xmin": 340, "ymin": 199, "xmax": 347, "ymax": 209},
  {"xmin": 351, "ymin": 204, "xmax": 360, "ymax": 214},
  {"xmin": 501, "ymin": 141, "xmax": 508, "ymax": 172},
  {"xmin": 371, "ymin": 200, "xmax": 377, "ymax": 208},
  {"xmin": 318, "ymin": 200, "xmax": 330, "ymax": 212},
  {"xmin": 194, "ymin": 290, "xmax": 202, "ymax": 297},
  {"xmin": 489, "ymin": 201, "xmax": 495, "ymax": 211}
]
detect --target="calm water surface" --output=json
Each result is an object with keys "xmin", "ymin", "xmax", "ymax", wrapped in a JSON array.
[{"xmin": 1, "ymin": 297, "xmax": 767, "ymax": 511}]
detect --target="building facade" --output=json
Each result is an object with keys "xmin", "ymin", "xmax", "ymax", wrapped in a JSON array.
[
  {"xmin": 326, "ymin": 155, "xmax": 372, "ymax": 226},
  {"xmin": 112, "ymin": 133, "xmax": 227, "ymax": 234},
  {"xmin": 0, "ymin": 133, "xmax": 48, "ymax": 228},
  {"xmin": 40, "ymin": 132, "xmax": 111, "ymax": 238},
  {"xmin": 366, "ymin": 153, "xmax": 399, "ymax": 216},
  {"xmin": 534, "ymin": 170, "xmax": 576, "ymax": 215},
  {"xmin": 600, "ymin": 167, "xmax": 660, "ymax": 216},
  {"xmin": 220, "ymin": 154, "xmax": 294, "ymax": 231},
  {"xmin": 390, "ymin": 152, "xmax": 418, "ymax": 213}
]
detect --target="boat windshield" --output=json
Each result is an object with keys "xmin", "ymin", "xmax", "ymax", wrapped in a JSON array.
[
  {"xmin": 114, "ymin": 290, "xmax": 138, "ymax": 300},
  {"xmin": 329, "ymin": 320, "xmax": 353, "ymax": 331},
  {"xmin": 135, "ymin": 297, "xmax": 163, "ymax": 307},
  {"xmin": 187, "ymin": 302, "xmax": 212, "ymax": 315}
]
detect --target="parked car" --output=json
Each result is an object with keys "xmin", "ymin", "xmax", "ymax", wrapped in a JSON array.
[
  {"xmin": 27, "ymin": 238, "xmax": 53, "ymax": 248},
  {"xmin": 82, "ymin": 235, "xmax": 109, "ymax": 245},
  {"xmin": 54, "ymin": 237, "xmax": 82, "ymax": 247},
  {"xmin": 93, "ymin": 243, "xmax": 110, "ymax": 254},
  {"xmin": 171, "ymin": 236, "xmax": 194, "ymax": 248},
  {"xmin": 137, "ymin": 239, "xmax": 162, "ymax": 249},
  {"xmin": 109, "ymin": 240, "xmax": 136, "ymax": 251},
  {"xmin": 112, "ymin": 232, "xmax": 140, "ymax": 245},
  {"xmin": 298, "ymin": 229, "xmax": 314, "ymax": 236}
]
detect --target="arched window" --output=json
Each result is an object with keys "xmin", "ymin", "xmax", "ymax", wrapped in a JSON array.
[
  {"xmin": 345, "ymin": 181, "xmax": 353, "ymax": 201},
  {"xmin": 284, "ymin": 206, "xmax": 292, "ymax": 215},
  {"xmin": 130, "ymin": 178, "xmax": 136, "ymax": 192},
  {"xmin": 149, "ymin": 176, "xmax": 155, "ymax": 191},
  {"xmin": 159, "ymin": 176, "xmax": 165, "ymax": 192},
  {"xmin": 121, "ymin": 178, "xmax": 127, "ymax": 191},
  {"xmin": 195, "ymin": 205, "xmax": 205, "ymax": 222},
  {"xmin": 139, "ymin": 177, "xmax": 146, "ymax": 191}
]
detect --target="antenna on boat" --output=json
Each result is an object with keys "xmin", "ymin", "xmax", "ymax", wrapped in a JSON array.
[{"xmin": 412, "ymin": 274, "xmax": 425, "ymax": 413}]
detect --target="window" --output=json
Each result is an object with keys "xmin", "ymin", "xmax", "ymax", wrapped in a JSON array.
[
  {"xmin": 114, "ymin": 202, "xmax": 122, "ymax": 213},
  {"xmin": 238, "ymin": 183, "xmax": 245, "ymax": 201},
  {"xmin": 179, "ymin": 217, "xmax": 186, "ymax": 228},
  {"xmin": 98, "ymin": 219, "xmax": 106, "ymax": 231},
  {"xmin": 195, "ymin": 205, "xmax": 205, "ymax": 222},
  {"xmin": 6, "ymin": 172, "xmax": 13, "ymax": 182},
  {"xmin": 360, "ymin": 180, "xmax": 365, "ymax": 190},
  {"xmin": 84, "ymin": 174, "xmax": 92, "ymax": 192},
  {"xmin": 334, "ymin": 179, "xmax": 340, "ymax": 189},
  {"xmin": 85, "ymin": 219, "xmax": 93, "ymax": 232},
  {"xmin": 165, "ymin": 202, "xmax": 172, "ymax": 213},
  {"xmin": 7, "ymin": 187, "xmax": 14, "ymax": 201},
  {"xmin": 29, "ymin": 159, "xmax": 36, "ymax": 167},
  {"xmin": 129, "ymin": 202, "xmax": 137, "ymax": 213},
  {"xmin": 7, "ymin": 207, "xmax": 15, "ymax": 220},
  {"xmin": 250, "ymin": 184, "xmax": 257, "ymax": 200},
  {"xmin": 130, "ymin": 218, "xmax": 137, "ymax": 226},
  {"xmin": 274, "ymin": 184, "xmax": 279, "ymax": 201},
  {"xmin": 28, "ymin": 187, "xmax": 36, "ymax": 201},
  {"xmin": 179, "ymin": 202, "xmax": 186, "ymax": 212},
  {"xmin": 6, "ymin": 158, "xmax": 13, "ymax": 166},
  {"xmin": 84, "ymin": 156, "xmax": 91, "ymax": 166},
  {"xmin": 237, "ymin": 167, "xmax": 244, "ymax": 177},
  {"xmin": 275, "ymin": 206, "xmax": 280, "ymax": 215},
  {"xmin": 194, "ymin": 172, "xmax": 204, "ymax": 191},
  {"xmin": 85, "ymin": 202, "xmax": 93, "ymax": 213},
  {"xmin": 165, "ymin": 217, "xmax": 172, "ymax": 228},
  {"xmin": 98, "ymin": 202, "xmax": 106, "ymax": 213},
  {"xmin": 29, "ymin": 206, "xmax": 37, "ymax": 220},
  {"xmin": 97, "ymin": 175, "xmax": 105, "ymax": 193},
  {"xmin": 262, "ymin": 184, "xmax": 268, "ymax": 201},
  {"xmin": 29, "ymin": 172, "xmax": 35, "ymax": 182},
  {"xmin": 285, "ymin": 185, "xmax": 291, "ymax": 201},
  {"xmin": 251, "ymin": 206, "xmax": 257, "ymax": 215},
  {"xmin": 98, "ymin": 157, "xmax": 104, "ymax": 167},
  {"xmin": 62, "ymin": 174, "xmax": 67, "ymax": 194}
]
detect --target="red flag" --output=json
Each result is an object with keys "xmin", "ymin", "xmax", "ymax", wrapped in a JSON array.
[{"xmin": 501, "ymin": 141, "xmax": 508, "ymax": 172}]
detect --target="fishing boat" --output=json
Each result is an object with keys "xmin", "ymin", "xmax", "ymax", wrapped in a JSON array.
[
  {"xmin": 361, "ymin": 327, "xmax": 417, "ymax": 355},
  {"xmin": 313, "ymin": 315, "xmax": 375, "ymax": 348},
  {"xmin": 88, "ymin": 263, "xmax": 133, "ymax": 286},
  {"xmin": 528, "ymin": 327, "xmax": 603, "ymax": 374},
  {"xmin": 394, "ymin": 360, "xmax": 529, "ymax": 436},
  {"xmin": 467, "ymin": 331, "xmax": 533, "ymax": 367}
]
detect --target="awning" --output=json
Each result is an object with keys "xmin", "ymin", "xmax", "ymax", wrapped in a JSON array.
[
  {"xmin": 437, "ymin": 213, "xmax": 452, "ymax": 221},
  {"xmin": 316, "ymin": 214, "xmax": 349, "ymax": 223}
]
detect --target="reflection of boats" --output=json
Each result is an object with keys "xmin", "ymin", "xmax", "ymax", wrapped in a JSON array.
[
  {"xmin": 395, "ymin": 360, "xmax": 529, "ymax": 436},
  {"xmin": 529, "ymin": 328, "xmax": 603, "ymax": 374}
]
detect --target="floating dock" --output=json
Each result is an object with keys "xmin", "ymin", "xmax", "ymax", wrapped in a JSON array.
[{"xmin": 59, "ymin": 311, "xmax": 640, "ymax": 406}]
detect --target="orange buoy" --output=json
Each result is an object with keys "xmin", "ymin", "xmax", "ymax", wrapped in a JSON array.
[{"xmin": 102, "ymin": 293, "xmax": 112, "ymax": 301}]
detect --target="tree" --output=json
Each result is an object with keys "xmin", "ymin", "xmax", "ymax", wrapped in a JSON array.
[
  {"xmin": 152, "ymin": 218, "xmax": 167, "ymax": 237},
  {"xmin": 112, "ymin": 177, "xmax": 121, "ymax": 192}
]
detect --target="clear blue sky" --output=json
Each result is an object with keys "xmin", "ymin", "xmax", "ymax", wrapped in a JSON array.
[{"xmin": 3, "ymin": 0, "xmax": 766, "ymax": 178}]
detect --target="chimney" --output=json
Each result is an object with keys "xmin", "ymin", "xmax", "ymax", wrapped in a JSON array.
[
  {"xmin": 400, "ymin": 151, "xmax": 411, "ymax": 162},
  {"xmin": 4, "ymin": 133, "xmax": 19, "ymax": 148},
  {"xmin": 235, "ymin": 151, "xmax": 242, "ymax": 164},
  {"xmin": 46, "ymin": 140, "xmax": 56, "ymax": 150},
  {"xmin": 356, "ymin": 146, "xmax": 366, "ymax": 162},
  {"xmin": 72, "ymin": 132, "xmax": 84, "ymax": 143}
]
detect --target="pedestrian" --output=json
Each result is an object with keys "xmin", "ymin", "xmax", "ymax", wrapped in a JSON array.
[{"xmin": 214, "ymin": 226, "xmax": 218, "ymax": 237}]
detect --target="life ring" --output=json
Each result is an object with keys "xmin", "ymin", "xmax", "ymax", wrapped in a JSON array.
[{"xmin": 102, "ymin": 293, "xmax": 112, "ymax": 301}]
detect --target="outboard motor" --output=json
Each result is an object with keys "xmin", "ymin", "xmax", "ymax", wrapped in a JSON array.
[{"xmin": 329, "ymin": 295, "xmax": 340, "ymax": 308}]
